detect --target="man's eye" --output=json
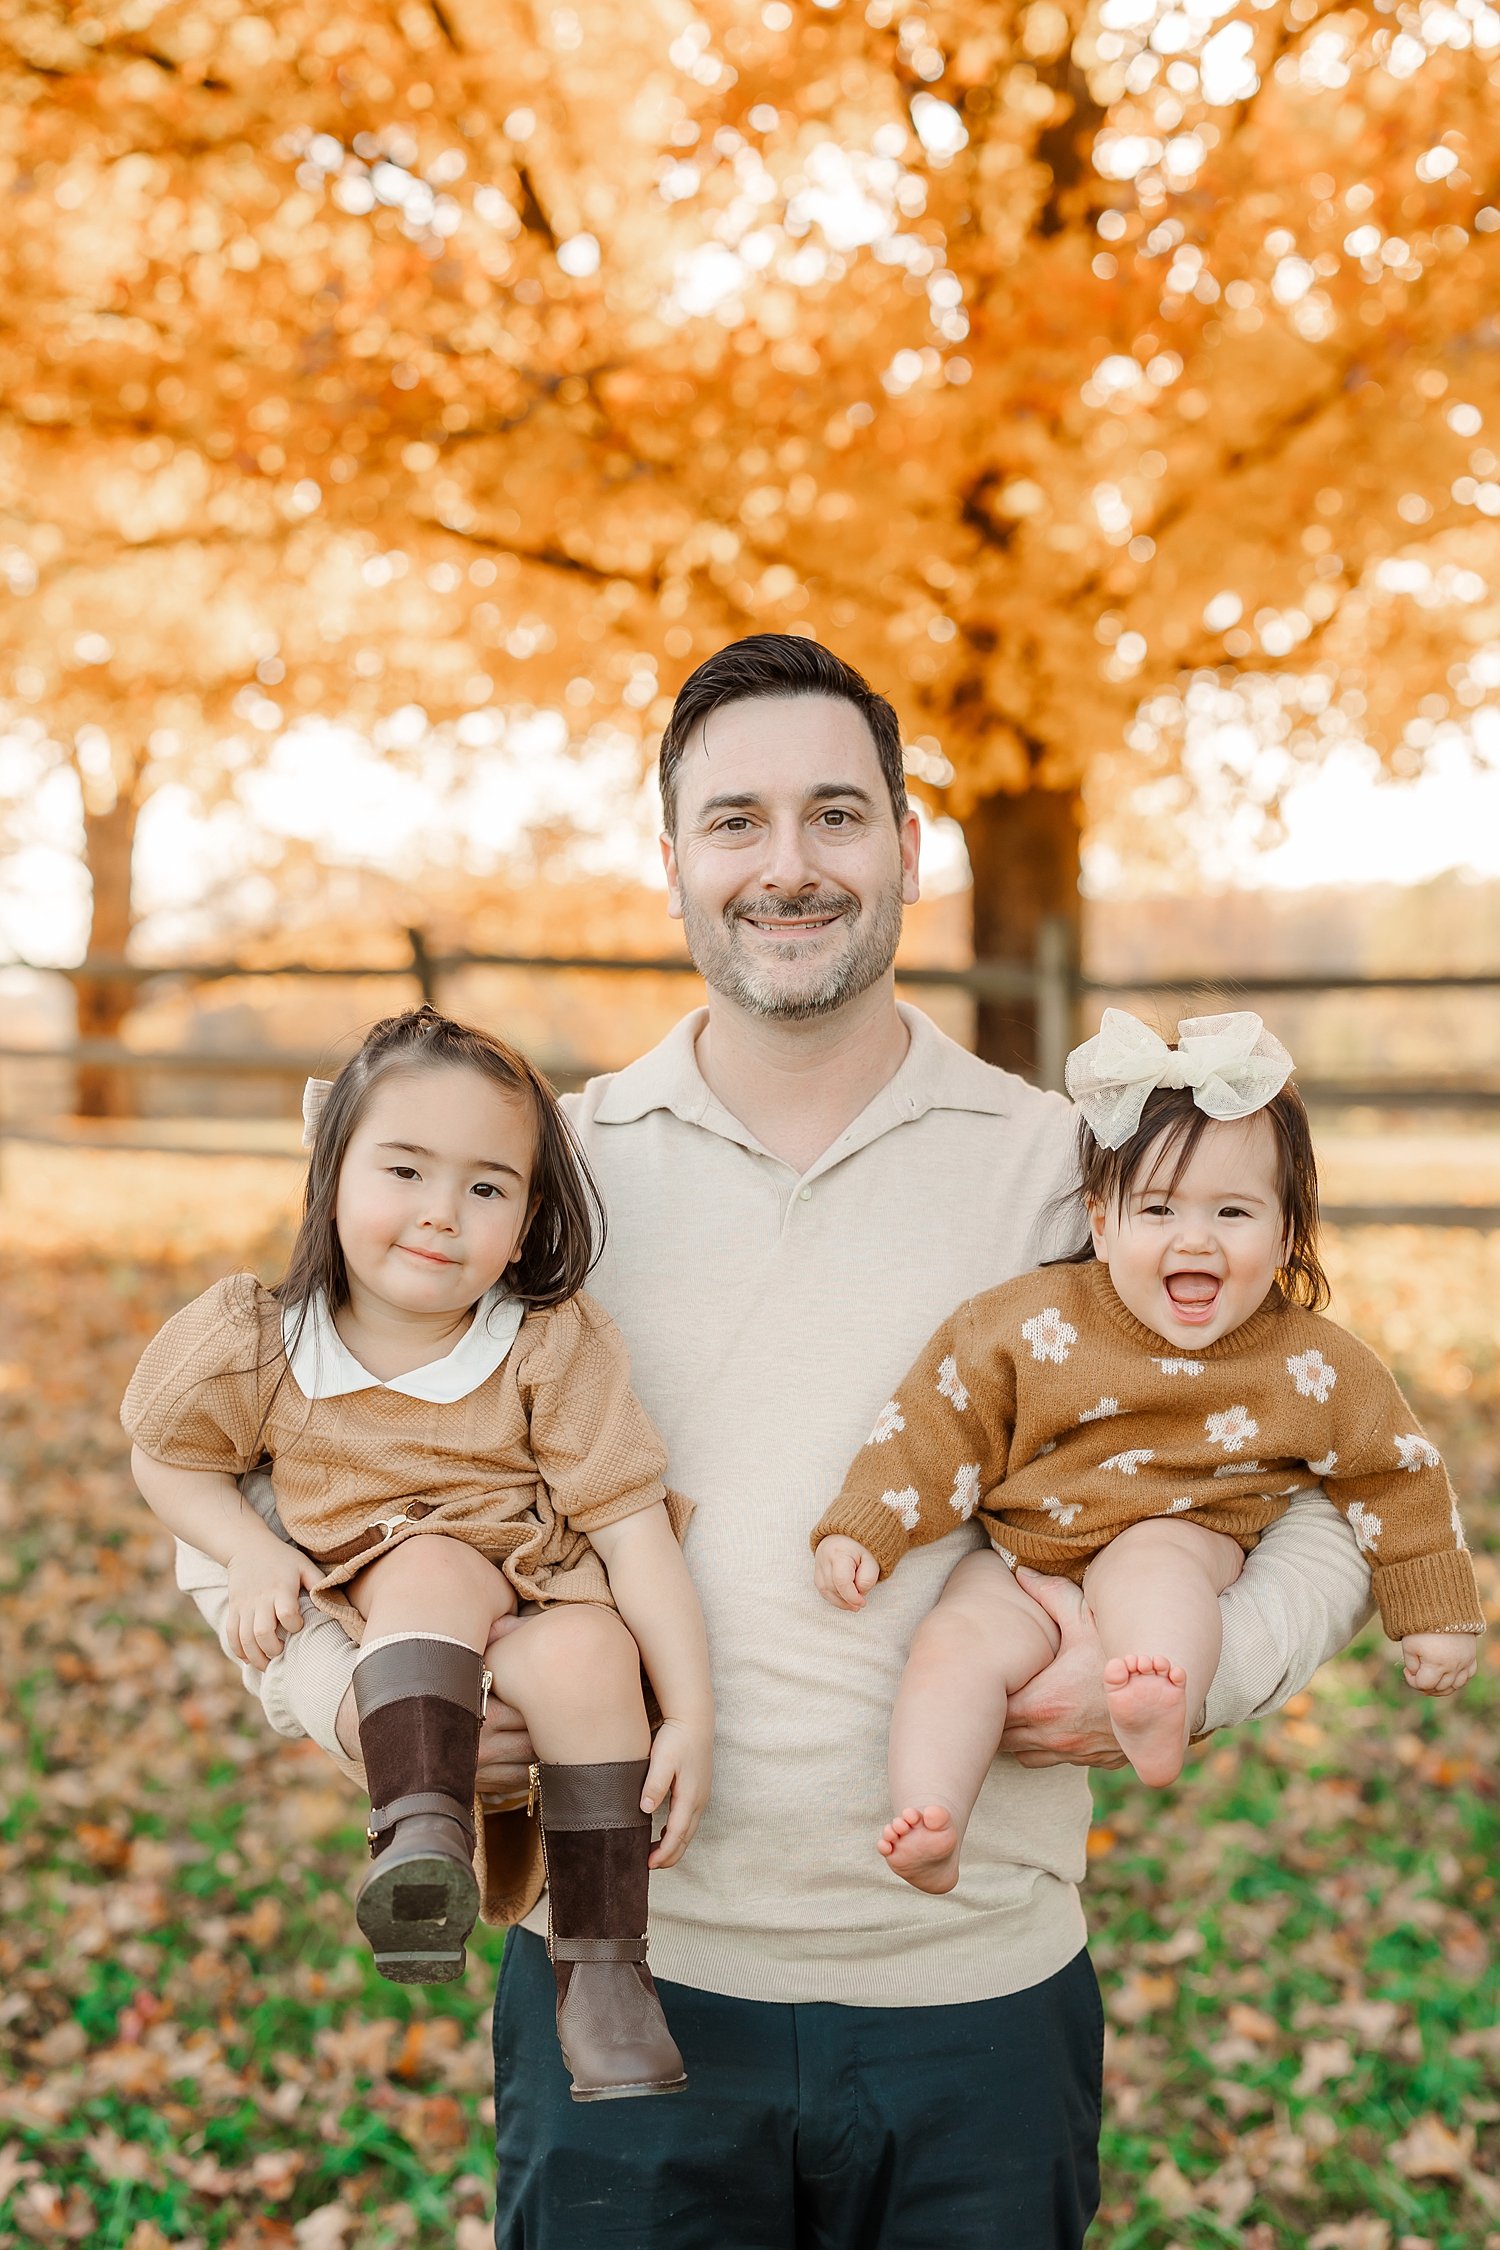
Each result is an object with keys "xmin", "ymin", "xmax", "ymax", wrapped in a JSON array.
[
  {"xmin": 717, "ymin": 816, "xmax": 752, "ymax": 833},
  {"xmin": 819, "ymin": 809, "xmax": 850, "ymax": 827}
]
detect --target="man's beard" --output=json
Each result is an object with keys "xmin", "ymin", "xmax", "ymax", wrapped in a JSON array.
[{"xmin": 678, "ymin": 880, "xmax": 904, "ymax": 1022}]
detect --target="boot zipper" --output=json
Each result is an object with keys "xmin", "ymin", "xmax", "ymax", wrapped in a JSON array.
[
  {"xmin": 529, "ymin": 1762, "xmax": 556, "ymax": 1961},
  {"xmin": 480, "ymin": 1669, "xmax": 492, "ymax": 1718}
]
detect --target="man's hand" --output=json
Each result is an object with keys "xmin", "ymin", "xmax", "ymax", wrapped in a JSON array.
[
  {"xmin": 998, "ymin": 1569, "xmax": 1128, "ymax": 1769},
  {"xmin": 1402, "ymin": 1630, "xmax": 1478, "ymax": 1696},
  {"xmin": 642, "ymin": 1715, "xmax": 712, "ymax": 1869},
  {"xmin": 476, "ymin": 1614, "xmax": 535, "ymax": 1807},
  {"xmin": 225, "ymin": 1538, "xmax": 325, "ymax": 1671},
  {"xmin": 814, "ymin": 1535, "xmax": 882, "ymax": 1611}
]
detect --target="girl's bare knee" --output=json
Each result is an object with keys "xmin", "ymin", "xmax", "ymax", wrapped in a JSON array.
[
  {"xmin": 1090, "ymin": 1519, "xmax": 1244, "ymax": 1594},
  {"xmin": 512, "ymin": 1601, "xmax": 638, "ymax": 1686}
]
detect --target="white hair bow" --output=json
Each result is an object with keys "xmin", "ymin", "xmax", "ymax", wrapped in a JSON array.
[
  {"xmin": 301, "ymin": 1076, "xmax": 335, "ymax": 1148},
  {"xmin": 1065, "ymin": 1009, "xmax": 1295, "ymax": 1150}
]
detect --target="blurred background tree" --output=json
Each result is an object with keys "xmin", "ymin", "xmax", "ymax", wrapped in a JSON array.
[{"xmin": 3, "ymin": 0, "xmax": 1500, "ymax": 1097}]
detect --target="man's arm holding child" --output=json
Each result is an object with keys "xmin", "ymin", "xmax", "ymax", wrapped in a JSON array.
[
  {"xmin": 133, "ymin": 1445, "xmax": 324, "ymax": 1670},
  {"xmin": 1003, "ymin": 1489, "xmax": 1376, "ymax": 1764}
]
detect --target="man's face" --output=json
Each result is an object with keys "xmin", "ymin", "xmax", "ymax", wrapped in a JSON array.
[{"xmin": 661, "ymin": 695, "xmax": 920, "ymax": 1022}]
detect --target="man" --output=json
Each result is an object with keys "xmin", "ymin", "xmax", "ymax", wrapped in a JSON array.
[{"xmin": 182, "ymin": 635, "xmax": 1372, "ymax": 2246}]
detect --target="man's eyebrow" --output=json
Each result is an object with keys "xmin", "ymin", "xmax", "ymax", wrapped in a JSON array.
[
  {"xmin": 696, "ymin": 782, "xmax": 878, "ymax": 816},
  {"xmin": 378, "ymin": 1140, "xmax": 525, "ymax": 1180}
]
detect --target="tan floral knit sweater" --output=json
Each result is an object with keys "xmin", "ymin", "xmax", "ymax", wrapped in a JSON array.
[
  {"xmin": 813, "ymin": 1261, "xmax": 1482, "ymax": 1641},
  {"xmin": 123, "ymin": 1274, "xmax": 682, "ymax": 1632}
]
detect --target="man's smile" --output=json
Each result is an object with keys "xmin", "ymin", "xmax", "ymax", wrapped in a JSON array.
[{"xmin": 741, "ymin": 914, "xmax": 840, "ymax": 935}]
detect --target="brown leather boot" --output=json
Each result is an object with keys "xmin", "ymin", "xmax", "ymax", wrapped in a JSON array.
[
  {"xmin": 533, "ymin": 1758, "xmax": 687, "ymax": 2102},
  {"xmin": 353, "ymin": 1638, "xmax": 484, "ymax": 1984}
]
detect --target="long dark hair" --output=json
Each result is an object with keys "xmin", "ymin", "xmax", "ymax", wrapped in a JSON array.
[
  {"xmin": 1050, "ymin": 1080, "xmax": 1329, "ymax": 1312},
  {"xmin": 275, "ymin": 1005, "xmax": 605, "ymax": 1328}
]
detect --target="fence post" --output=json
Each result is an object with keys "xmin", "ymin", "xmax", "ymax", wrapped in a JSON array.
[
  {"xmin": 1035, "ymin": 916, "xmax": 1074, "ymax": 1095},
  {"xmin": 407, "ymin": 927, "xmax": 439, "ymax": 1007}
]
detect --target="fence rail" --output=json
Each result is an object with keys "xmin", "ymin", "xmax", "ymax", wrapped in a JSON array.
[{"xmin": 4, "ymin": 924, "xmax": 1499, "ymax": 1224}]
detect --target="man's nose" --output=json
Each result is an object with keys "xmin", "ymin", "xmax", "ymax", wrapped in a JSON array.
[{"xmin": 756, "ymin": 815, "xmax": 820, "ymax": 894}]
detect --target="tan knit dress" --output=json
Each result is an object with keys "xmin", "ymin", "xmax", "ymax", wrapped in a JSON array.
[{"xmin": 122, "ymin": 1273, "xmax": 685, "ymax": 1622}]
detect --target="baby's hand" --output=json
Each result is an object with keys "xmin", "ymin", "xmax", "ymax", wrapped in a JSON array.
[
  {"xmin": 225, "ymin": 1536, "xmax": 326, "ymax": 1671},
  {"xmin": 641, "ymin": 1716, "xmax": 712, "ymax": 1870},
  {"xmin": 1401, "ymin": 1631, "xmax": 1478, "ymax": 1696},
  {"xmin": 814, "ymin": 1535, "xmax": 882, "ymax": 1611}
]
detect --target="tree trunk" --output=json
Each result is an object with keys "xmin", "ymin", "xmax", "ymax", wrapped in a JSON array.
[
  {"xmin": 75, "ymin": 793, "xmax": 141, "ymax": 1118},
  {"xmin": 962, "ymin": 785, "xmax": 1082, "ymax": 1077}
]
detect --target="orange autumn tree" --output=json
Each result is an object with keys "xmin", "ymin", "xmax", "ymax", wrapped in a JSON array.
[{"xmin": 3, "ymin": 0, "xmax": 1500, "ymax": 1095}]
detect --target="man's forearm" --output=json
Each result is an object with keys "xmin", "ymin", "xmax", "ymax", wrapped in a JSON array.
[
  {"xmin": 181, "ymin": 1549, "xmax": 362, "ymax": 1773},
  {"xmin": 172, "ymin": 1465, "xmax": 363, "ymax": 1778},
  {"xmin": 1202, "ymin": 1488, "xmax": 1376, "ymax": 1734}
]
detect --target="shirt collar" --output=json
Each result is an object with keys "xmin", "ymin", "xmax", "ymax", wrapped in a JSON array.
[
  {"xmin": 283, "ymin": 1286, "xmax": 525, "ymax": 1404},
  {"xmin": 591, "ymin": 1003, "xmax": 1018, "ymax": 1140}
]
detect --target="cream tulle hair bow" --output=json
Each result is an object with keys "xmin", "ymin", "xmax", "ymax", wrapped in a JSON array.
[
  {"xmin": 1065, "ymin": 1009, "xmax": 1295, "ymax": 1150},
  {"xmin": 301, "ymin": 1076, "xmax": 335, "ymax": 1148}
]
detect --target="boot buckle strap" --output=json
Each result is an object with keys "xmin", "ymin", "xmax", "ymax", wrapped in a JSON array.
[
  {"xmin": 367, "ymin": 1790, "xmax": 475, "ymax": 1842},
  {"xmin": 549, "ymin": 1934, "xmax": 648, "ymax": 1964}
]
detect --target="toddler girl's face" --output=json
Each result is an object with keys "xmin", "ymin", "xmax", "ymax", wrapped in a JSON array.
[
  {"xmin": 335, "ymin": 1065, "xmax": 537, "ymax": 1320},
  {"xmin": 1088, "ymin": 1113, "xmax": 1287, "ymax": 1351}
]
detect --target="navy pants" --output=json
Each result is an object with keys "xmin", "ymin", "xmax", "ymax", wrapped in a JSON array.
[{"xmin": 493, "ymin": 1929, "xmax": 1102, "ymax": 2248}]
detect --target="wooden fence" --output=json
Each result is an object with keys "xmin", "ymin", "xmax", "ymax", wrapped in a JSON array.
[{"xmin": 3, "ymin": 920, "xmax": 1499, "ymax": 1226}]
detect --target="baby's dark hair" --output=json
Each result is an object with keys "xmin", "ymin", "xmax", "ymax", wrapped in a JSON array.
[
  {"xmin": 1053, "ymin": 1080, "xmax": 1329, "ymax": 1312},
  {"xmin": 275, "ymin": 1004, "xmax": 604, "ymax": 1320}
]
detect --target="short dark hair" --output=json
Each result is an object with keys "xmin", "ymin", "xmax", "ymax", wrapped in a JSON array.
[
  {"xmin": 658, "ymin": 633, "xmax": 908, "ymax": 832},
  {"xmin": 276, "ymin": 1005, "xmax": 604, "ymax": 1322},
  {"xmin": 1052, "ymin": 1081, "xmax": 1329, "ymax": 1311}
]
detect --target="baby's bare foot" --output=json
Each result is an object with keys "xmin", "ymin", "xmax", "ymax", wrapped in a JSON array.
[
  {"xmin": 1104, "ymin": 1654, "xmax": 1189, "ymax": 1787},
  {"xmin": 879, "ymin": 1804, "xmax": 961, "ymax": 1894}
]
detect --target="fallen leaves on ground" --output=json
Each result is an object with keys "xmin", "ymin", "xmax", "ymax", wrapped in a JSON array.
[{"xmin": 1, "ymin": 1161, "xmax": 1497, "ymax": 2246}]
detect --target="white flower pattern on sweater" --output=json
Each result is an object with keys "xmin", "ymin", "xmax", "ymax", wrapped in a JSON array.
[
  {"xmin": 879, "ymin": 1486, "xmax": 921, "ymax": 1531},
  {"xmin": 1347, "ymin": 1501, "xmax": 1382, "ymax": 1555},
  {"xmin": 1287, "ymin": 1348, "xmax": 1337, "ymax": 1403},
  {"xmin": 1021, "ymin": 1308, "xmax": 1076, "ymax": 1365},
  {"xmin": 950, "ymin": 1464, "xmax": 983, "ymax": 1519},
  {"xmin": 868, "ymin": 1400, "xmax": 905, "ymax": 1446},
  {"xmin": 937, "ymin": 1355, "xmax": 970, "ymax": 1411},
  {"xmin": 1206, "ymin": 1406, "xmax": 1259, "ymax": 1454}
]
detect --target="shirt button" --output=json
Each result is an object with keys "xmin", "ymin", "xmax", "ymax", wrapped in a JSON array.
[{"xmin": 799, "ymin": 1186, "xmax": 813, "ymax": 1201}]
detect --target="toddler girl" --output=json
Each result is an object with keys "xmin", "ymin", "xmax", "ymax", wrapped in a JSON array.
[
  {"xmin": 812, "ymin": 1009, "xmax": 1482, "ymax": 1894},
  {"xmin": 124, "ymin": 1005, "xmax": 711, "ymax": 2103}
]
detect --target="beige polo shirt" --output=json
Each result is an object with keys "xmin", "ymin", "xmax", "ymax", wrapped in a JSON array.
[{"xmin": 185, "ymin": 1004, "xmax": 1375, "ymax": 2007}]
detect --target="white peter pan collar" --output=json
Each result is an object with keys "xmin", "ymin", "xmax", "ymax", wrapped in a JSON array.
[{"xmin": 283, "ymin": 1286, "xmax": 525, "ymax": 1404}]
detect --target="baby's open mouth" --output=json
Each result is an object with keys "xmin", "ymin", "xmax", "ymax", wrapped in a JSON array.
[{"xmin": 1165, "ymin": 1273, "xmax": 1220, "ymax": 1312}]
